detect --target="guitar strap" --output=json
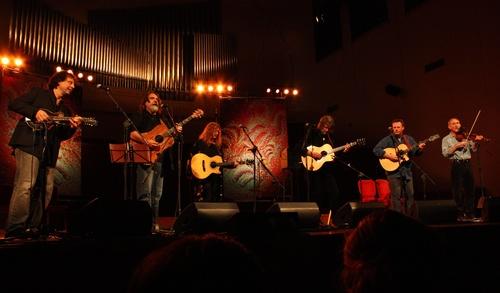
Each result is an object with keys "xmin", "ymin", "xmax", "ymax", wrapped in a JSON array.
[{"xmin": 326, "ymin": 132, "xmax": 334, "ymax": 146}]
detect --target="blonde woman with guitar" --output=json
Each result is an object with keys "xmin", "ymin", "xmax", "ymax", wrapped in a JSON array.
[
  {"xmin": 188, "ymin": 122, "xmax": 237, "ymax": 202},
  {"xmin": 373, "ymin": 119, "xmax": 426, "ymax": 217}
]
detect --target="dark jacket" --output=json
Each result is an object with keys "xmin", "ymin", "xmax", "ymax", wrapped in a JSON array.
[{"xmin": 8, "ymin": 87, "xmax": 76, "ymax": 166}]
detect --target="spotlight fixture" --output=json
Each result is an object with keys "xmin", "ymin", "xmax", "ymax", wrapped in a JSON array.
[
  {"xmin": 265, "ymin": 87, "xmax": 300, "ymax": 97},
  {"xmin": 1, "ymin": 55, "xmax": 25, "ymax": 71},
  {"xmin": 1, "ymin": 57, "xmax": 10, "ymax": 66},
  {"xmin": 194, "ymin": 81, "xmax": 235, "ymax": 96}
]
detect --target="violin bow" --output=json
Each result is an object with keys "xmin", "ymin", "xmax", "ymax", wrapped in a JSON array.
[{"xmin": 466, "ymin": 109, "xmax": 481, "ymax": 141}]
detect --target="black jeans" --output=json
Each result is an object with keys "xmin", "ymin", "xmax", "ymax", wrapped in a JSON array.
[{"xmin": 451, "ymin": 160, "xmax": 475, "ymax": 216}]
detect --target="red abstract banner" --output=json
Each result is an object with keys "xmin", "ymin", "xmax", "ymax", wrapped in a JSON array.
[
  {"xmin": 220, "ymin": 97, "xmax": 288, "ymax": 200},
  {"xmin": 0, "ymin": 71, "xmax": 82, "ymax": 196}
]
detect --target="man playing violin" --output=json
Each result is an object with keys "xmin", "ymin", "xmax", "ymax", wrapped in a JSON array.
[{"xmin": 441, "ymin": 117, "xmax": 484, "ymax": 222}]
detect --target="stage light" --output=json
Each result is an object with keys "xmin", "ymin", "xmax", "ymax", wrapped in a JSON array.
[
  {"xmin": 1, "ymin": 57, "xmax": 10, "ymax": 66},
  {"xmin": 266, "ymin": 88, "xmax": 271, "ymax": 93},
  {"xmin": 283, "ymin": 89, "xmax": 289, "ymax": 95},
  {"xmin": 13, "ymin": 58, "xmax": 23, "ymax": 67},
  {"xmin": 56, "ymin": 66, "xmax": 62, "ymax": 72},
  {"xmin": 87, "ymin": 75, "xmax": 93, "ymax": 82},
  {"xmin": 227, "ymin": 85, "xmax": 233, "ymax": 92},
  {"xmin": 196, "ymin": 84, "xmax": 205, "ymax": 93},
  {"xmin": 292, "ymin": 89, "xmax": 299, "ymax": 96},
  {"xmin": 77, "ymin": 72, "xmax": 84, "ymax": 79},
  {"xmin": 207, "ymin": 85, "xmax": 214, "ymax": 92},
  {"xmin": 275, "ymin": 89, "xmax": 280, "ymax": 94},
  {"xmin": 216, "ymin": 84, "xmax": 224, "ymax": 93},
  {"xmin": 67, "ymin": 69, "xmax": 73, "ymax": 74}
]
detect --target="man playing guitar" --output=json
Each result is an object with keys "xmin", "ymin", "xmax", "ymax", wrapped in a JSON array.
[
  {"xmin": 373, "ymin": 119, "xmax": 426, "ymax": 217},
  {"xmin": 128, "ymin": 91, "xmax": 182, "ymax": 233}
]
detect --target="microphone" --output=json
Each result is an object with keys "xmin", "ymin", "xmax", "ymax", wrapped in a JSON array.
[
  {"xmin": 96, "ymin": 84, "xmax": 110, "ymax": 91},
  {"xmin": 160, "ymin": 104, "xmax": 169, "ymax": 109},
  {"xmin": 387, "ymin": 126, "xmax": 392, "ymax": 131},
  {"xmin": 239, "ymin": 124, "xmax": 247, "ymax": 129}
]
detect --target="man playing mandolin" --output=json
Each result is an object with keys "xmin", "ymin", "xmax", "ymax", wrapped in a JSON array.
[
  {"xmin": 5, "ymin": 71, "xmax": 83, "ymax": 238},
  {"xmin": 373, "ymin": 118, "xmax": 426, "ymax": 217}
]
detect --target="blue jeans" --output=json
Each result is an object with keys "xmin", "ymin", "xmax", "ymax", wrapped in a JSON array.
[
  {"xmin": 387, "ymin": 175, "xmax": 416, "ymax": 217},
  {"xmin": 136, "ymin": 162, "xmax": 163, "ymax": 225},
  {"xmin": 6, "ymin": 148, "xmax": 55, "ymax": 235}
]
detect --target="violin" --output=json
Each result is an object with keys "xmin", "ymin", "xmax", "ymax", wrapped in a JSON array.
[{"xmin": 455, "ymin": 127, "xmax": 490, "ymax": 142}]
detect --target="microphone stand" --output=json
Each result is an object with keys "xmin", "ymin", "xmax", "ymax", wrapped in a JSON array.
[
  {"xmin": 161, "ymin": 104, "xmax": 183, "ymax": 217},
  {"xmin": 102, "ymin": 89, "xmax": 142, "ymax": 201},
  {"xmin": 334, "ymin": 157, "xmax": 373, "ymax": 180},
  {"xmin": 411, "ymin": 160, "xmax": 436, "ymax": 200},
  {"xmin": 241, "ymin": 126, "xmax": 285, "ymax": 213},
  {"xmin": 301, "ymin": 124, "xmax": 313, "ymax": 201}
]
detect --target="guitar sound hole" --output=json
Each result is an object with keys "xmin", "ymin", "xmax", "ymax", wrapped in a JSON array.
[
  {"xmin": 321, "ymin": 151, "xmax": 327, "ymax": 157},
  {"xmin": 210, "ymin": 162, "xmax": 217, "ymax": 168},
  {"xmin": 155, "ymin": 135, "xmax": 164, "ymax": 143}
]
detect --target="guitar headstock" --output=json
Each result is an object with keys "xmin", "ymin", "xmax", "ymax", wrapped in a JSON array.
[
  {"xmin": 352, "ymin": 138, "xmax": 366, "ymax": 146},
  {"xmin": 82, "ymin": 118, "xmax": 98, "ymax": 127},
  {"xmin": 191, "ymin": 109, "xmax": 204, "ymax": 119},
  {"xmin": 427, "ymin": 134, "xmax": 440, "ymax": 142}
]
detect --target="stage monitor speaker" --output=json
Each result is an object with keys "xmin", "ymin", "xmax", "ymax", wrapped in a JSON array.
[
  {"xmin": 68, "ymin": 198, "xmax": 152, "ymax": 237},
  {"xmin": 481, "ymin": 197, "xmax": 500, "ymax": 222},
  {"xmin": 266, "ymin": 202, "xmax": 320, "ymax": 229},
  {"xmin": 333, "ymin": 201, "xmax": 385, "ymax": 228},
  {"xmin": 173, "ymin": 202, "xmax": 240, "ymax": 234},
  {"xmin": 416, "ymin": 200, "xmax": 457, "ymax": 225}
]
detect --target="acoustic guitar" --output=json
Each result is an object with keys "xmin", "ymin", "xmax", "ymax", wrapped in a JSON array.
[
  {"xmin": 131, "ymin": 109, "xmax": 204, "ymax": 163},
  {"xmin": 25, "ymin": 109, "xmax": 98, "ymax": 130},
  {"xmin": 379, "ymin": 134, "xmax": 440, "ymax": 172},
  {"xmin": 300, "ymin": 138, "xmax": 366, "ymax": 171},
  {"xmin": 190, "ymin": 153, "xmax": 254, "ymax": 179}
]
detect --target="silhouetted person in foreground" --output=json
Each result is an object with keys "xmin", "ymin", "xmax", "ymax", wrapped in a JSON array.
[
  {"xmin": 342, "ymin": 209, "xmax": 442, "ymax": 293},
  {"xmin": 128, "ymin": 233, "xmax": 263, "ymax": 293}
]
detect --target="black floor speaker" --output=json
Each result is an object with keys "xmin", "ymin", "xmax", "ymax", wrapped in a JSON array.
[
  {"xmin": 333, "ymin": 201, "xmax": 385, "ymax": 228},
  {"xmin": 266, "ymin": 202, "xmax": 320, "ymax": 229},
  {"xmin": 416, "ymin": 200, "xmax": 457, "ymax": 224},
  {"xmin": 481, "ymin": 197, "xmax": 500, "ymax": 222},
  {"xmin": 68, "ymin": 198, "xmax": 152, "ymax": 237},
  {"xmin": 173, "ymin": 202, "xmax": 240, "ymax": 234}
]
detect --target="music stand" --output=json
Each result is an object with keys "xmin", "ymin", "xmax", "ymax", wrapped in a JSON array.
[
  {"xmin": 109, "ymin": 142, "xmax": 152, "ymax": 200},
  {"xmin": 109, "ymin": 142, "xmax": 152, "ymax": 164}
]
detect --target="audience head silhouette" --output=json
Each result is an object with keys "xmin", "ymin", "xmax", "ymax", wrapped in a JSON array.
[
  {"xmin": 128, "ymin": 233, "xmax": 263, "ymax": 292},
  {"xmin": 342, "ymin": 209, "xmax": 442, "ymax": 293}
]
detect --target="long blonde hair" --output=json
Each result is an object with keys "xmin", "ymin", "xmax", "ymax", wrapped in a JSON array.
[
  {"xmin": 199, "ymin": 122, "xmax": 222, "ymax": 148},
  {"xmin": 317, "ymin": 115, "xmax": 334, "ymax": 130}
]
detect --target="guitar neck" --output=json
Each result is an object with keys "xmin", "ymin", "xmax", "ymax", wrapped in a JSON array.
[
  {"xmin": 331, "ymin": 145, "xmax": 345, "ymax": 153},
  {"xmin": 160, "ymin": 116, "xmax": 194, "ymax": 137}
]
